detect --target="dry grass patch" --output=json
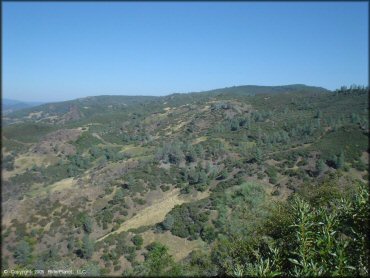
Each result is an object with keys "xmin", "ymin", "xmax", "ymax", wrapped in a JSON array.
[
  {"xmin": 26, "ymin": 111, "xmax": 43, "ymax": 119},
  {"xmin": 141, "ymin": 230, "xmax": 206, "ymax": 261},
  {"xmin": 97, "ymin": 189, "xmax": 210, "ymax": 242},
  {"xmin": 16, "ymin": 154, "xmax": 58, "ymax": 170},
  {"xmin": 192, "ymin": 136, "xmax": 207, "ymax": 145},
  {"xmin": 172, "ymin": 120, "xmax": 189, "ymax": 132},
  {"xmin": 26, "ymin": 177, "xmax": 77, "ymax": 198},
  {"xmin": 3, "ymin": 153, "xmax": 59, "ymax": 180},
  {"xmin": 49, "ymin": 177, "xmax": 77, "ymax": 193}
]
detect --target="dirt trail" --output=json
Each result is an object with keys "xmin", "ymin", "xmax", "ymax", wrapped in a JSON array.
[
  {"xmin": 96, "ymin": 189, "xmax": 209, "ymax": 242},
  {"xmin": 268, "ymin": 143, "xmax": 312, "ymax": 156}
]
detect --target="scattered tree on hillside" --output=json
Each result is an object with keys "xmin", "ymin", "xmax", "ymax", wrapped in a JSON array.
[
  {"xmin": 337, "ymin": 151, "xmax": 345, "ymax": 169},
  {"xmin": 81, "ymin": 234, "xmax": 94, "ymax": 259},
  {"xmin": 141, "ymin": 242, "xmax": 181, "ymax": 276},
  {"xmin": 316, "ymin": 159, "xmax": 325, "ymax": 174},
  {"xmin": 14, "ymin": 240, "xmax": 32, "ymax": 266}
]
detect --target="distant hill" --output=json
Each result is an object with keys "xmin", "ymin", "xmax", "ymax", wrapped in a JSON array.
[
  {"xmin": 195, "ymin": 84, "xmax": 331, "ymax": 96},
  {"xmin": 2, "ymin": 98, "xmax": 44, "ymax": 114},
  {"xmin": 3, "ymin": 84, "xmax": 331, "ymax": 125}
]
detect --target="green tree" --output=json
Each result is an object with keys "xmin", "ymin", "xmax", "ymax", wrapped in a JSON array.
[
  {"xmin": 337, "ymin": 151, "xmax": 345, "ymax": 169},
  {"xmin": 67, "ymin": 236, "xmax": 75, "ymax": 252},
  {"xmin": 255, "ymin": 148, "xmax": 263, "ymax": 165},
  {"xmin": 195, "ymin": 145, "xmax": 205, "ymax": 159},
  {"xmin": 316, "ymin": 159, "xmax": 325, "ymax": 174},
  {"xmin": 351, "ymin": 113, "xmax": 360, "ymax": 124},
  {"xmin": 198, "ymin": 170, "xmax": 208, "ymax": 184},
  {"xmin": 186, "ymin": 148, "xmax": 197, "ymax": 163},
  {"xmin": 132, "ymin": 235, "xmax": 143, "ymax": 249},
  {"xmin": 14, "ymin": 240, "xmax": 32, "ymax": 266},
  {"xmin": 83, "ymin": 216, "xmax": 93, "ymax": 234},
  {"xmin": 162, "ymin": 214, "xmax": 174, "ymax": 230},
  {"xmin": 82, "ymin": 235, "xmax": 94, "ymax": 259},
  {"xmin": 224, "ymin": 182, "xmax": 369, "ymax": 277},
  {"xmin": 143, "ymin": 242, "xmax": 181, "ymax": 276},
  {"xmin": 218, "ymin": 169, "xmax": 228, "ymax": 180},
  {"xmin": 82, "ymin": 261, "xmax": 101, "ymax": 276},
  {"xmin": 112, "ymin": 188, "xmax": 124, "ymax": 205}
]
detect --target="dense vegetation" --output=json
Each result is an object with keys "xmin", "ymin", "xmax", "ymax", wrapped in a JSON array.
[{"xmin": 1, "ymin": 84, "xmax": 368, "ymax": 276}]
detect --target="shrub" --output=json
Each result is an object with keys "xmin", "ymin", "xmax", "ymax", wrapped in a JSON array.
[{"xmin": 132, "ymin": 235, "xmax": 143, "ymax": 249}]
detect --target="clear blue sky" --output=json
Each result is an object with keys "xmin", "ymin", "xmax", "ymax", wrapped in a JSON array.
[{"xmin": 3, "ymin": 2, "xmax": 368, "ymax": 102}]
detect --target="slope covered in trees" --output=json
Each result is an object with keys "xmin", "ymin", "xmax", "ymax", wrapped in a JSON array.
[{"xmin": 1, "ymin": 84, "xmax": 368, "ymax": 276}]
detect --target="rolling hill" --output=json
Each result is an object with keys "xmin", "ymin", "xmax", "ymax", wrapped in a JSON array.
[{"xmin": 1, "ymin": 84, "xmax": 369, "ymax": 276}]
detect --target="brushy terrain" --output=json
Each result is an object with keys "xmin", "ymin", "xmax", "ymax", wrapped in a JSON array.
[{"xmin": 1, "ymin": 84, "xmax": 369, "ymax": 276}]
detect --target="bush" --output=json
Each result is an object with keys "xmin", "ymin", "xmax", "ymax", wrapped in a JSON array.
[
  {"xmin": 164, "ymin": 201, "xmax": 210, "ymax": 240},
  {"xmin": 132, "ymin": 235, "xmax": 143, "ymax": 249},
  {"xmin": 14, "ymin": 240, "xmax": 32, "ymax": 266},
  {"xmin": 81, "ymin": 235, "xmax": 94, "ymax": 259},
  {"xmin": 140, "ymin": 242, "xmax": 181, "ymax": 276},
  {"xmin": 217, "ymin": 181, "xmax": 369, "ymax": 277}
]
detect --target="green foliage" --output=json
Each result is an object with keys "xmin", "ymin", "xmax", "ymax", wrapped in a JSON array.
[
  {"xmin": 140, "ymin": 242, "xmax": 181, "ymax": 276},
  {"xmin": 337, "ymin": 151, "xmax": 345, "ymax": 169},
  {"xmin": 161, "ymin": 214, "xmax": 174, "ymax": 231},
  {"xmin": 217, "ymin": 169, "xmax": 228, "ymax": 180},
  {"xmin": 217, "ymin": 180, "xmax": 369, "ymax": 277},
  {"xmin": 156, "ymin": 141, "xmax": 185, "ymax": 165},
  {"xmin": 184, "ymin": 250, "xmax": 218, "ymax": 276},
  {"xmin": 67, "ymin": 236, "xmax": 75, "ymax": 252},
  {"xmin": 266, "ymin": 166, "xmax": 278, "ymax": 184},
  {"xmin": 74, "ymin": 212, "xmax": 94, "ymax": 233},
  {"xmin": 254, "ymin": 147, "xmax": 263, "ymax": 165},
  {"xmin": 284, "ymin": 186, "xmax": 368, "ymax": 276},
  {"xmin": 3, "ymin": 123, "xmax": 55, "ymax": 143},
  {"xmin": 81, "ymin": 235, "xmax": 94, "ymax": 259},
  {"xmin": 83, "ymin": 216, "xmax": 94, "ymax": 234},
  {"xmin": 82, "ymin": 261, "xmax": 101, "ymax": 276},
  {"xmin": 2, "ymin": 84, "xmax": 368, "ymax": 276},
  {"xmin": 111, "ymin": 188, "xmax": 125, "ymax": 205},
  {"xmin": 316, "ymin": 158, "xmax": 325, "ymax": 174},
  {"xmin": 162, "ymin": 200, "xmax": 210, "ymax": 240},
  {"xmin": 73, "ymin": 132, "xmax": 102, "ymax": 152},
  {"xmin": 132, "ymin": 235, "xmax": 143, "ymax": 249},
  {"xmin": 211, "ymin": 182, "xmax": 267, "ymax": 239},
  {"xmin": 3, "ymin": 154, "xmax": 15, "ymax": 171},
  {"xmin": 312, "ymin": 126, "xmax": 367, "ymax": 163},
  {"xmin": 185, "ymin": 167, "xmax": 209, "ymax": 191},
  {"xmin": 14, "ymin": 240, "xmax": 32, "ymax": 266}
]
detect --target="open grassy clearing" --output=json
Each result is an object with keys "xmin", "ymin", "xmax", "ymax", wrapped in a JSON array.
[
  {"xmin": 25, "ymin": 177, "xmax": 77, "ymax": 198},
  {"xmin": 3, "ymin": 153, "xmax": 59, "ymax": 180},
  {"xmin": 97, "ymin": 188, "xmax": 209, "ymax": 242},
  {"xmin": 192, "ymin": 136, "xmax": 208, "ymax": 145},
  {"xmin": 141, "ymin": 230, "xmax": 207, "ymax": 261}
]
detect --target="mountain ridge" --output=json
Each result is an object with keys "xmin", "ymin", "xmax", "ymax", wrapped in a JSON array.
[{"xmin": 3, "ymin": 84, "xmax": 330, "ymax": 119}]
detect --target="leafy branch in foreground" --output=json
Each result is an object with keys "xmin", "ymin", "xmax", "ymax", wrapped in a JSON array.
[{"xmin": 229, "ymin": 181, "xmax": 369, "ymax": 277}]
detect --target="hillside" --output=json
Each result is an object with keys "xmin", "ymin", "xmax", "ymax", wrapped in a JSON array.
[
  {"xmin": 1, "ymin": 84, "xmax": 369, "ymax": 276},
  {"xmin": 2, "ymin": 84, "xmax": 329, "ymax": 126}
]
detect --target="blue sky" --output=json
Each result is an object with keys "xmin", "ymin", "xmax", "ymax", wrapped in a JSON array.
[{"xmin": 3, "ymin": 2, "xmax": 368, "ymax": 102}]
